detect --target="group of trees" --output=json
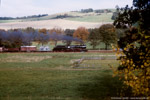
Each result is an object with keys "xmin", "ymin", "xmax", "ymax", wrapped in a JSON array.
[
  {"xmin": 113, "ymin": 0, "xmax": 150, "ymax": 96},
  {"xmin": 0, "ymin": 25, "xmax": 118, "ymax": 49},
  {"xmin": 88, "ymin": 24, "xmax": 117, "ymax": 50},
  {"xmin": 81, "ymin": 8, "xmax": 94, "ymax": 13},
  {"xmin": 95, "ymin": 9, "xmax": 112, "ymax": 13},
  {"xmin": 0, "ymin": 27, "xmax": 80, "ymax": 48},
  {"xmin": 0, "ymin": 29, "xmax": 51, "ymax": 48},
  {"xmin": 0, "ymin": 29, "xmax": 36, "ymax": 48},
  {"xmin": 52, "ymin": 14, "xmax": 78, "ymax": 19},
  {"xmin": 66, "ymin": 25, "xmax": 117, "ymax": 50},
  {"xmin": 0, "ymin": 14, "xmax": 48, "ymax": 20},
  {"xmin": 80, "ymin": 8, "xmax": 112, "ymax": 13}
]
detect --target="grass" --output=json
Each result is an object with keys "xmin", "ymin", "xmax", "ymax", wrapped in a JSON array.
[
  {"xmin": 65, "ymin": 13, "xmax": 113, "ymax": 23},
  {"xmin": 0, "ymin": 52, "xmax": 131, "ymax": 100},
  {"xmin": 0, "ymin": 20, "xmax": 21, "ymax": 23},
  {"xmin": 80, "ymin": 60, "xmax": 119, "ymax": 68},
  {"xmin": 86, "ymin": 42, "xmax": 112, "ymax": 50}
]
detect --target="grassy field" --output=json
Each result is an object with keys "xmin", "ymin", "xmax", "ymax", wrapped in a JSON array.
[
  {"xmin": 0, "ymin": 11, "xmax": 114, "ymax": 24},
  {"xmin": 0, "ymin": 19, "xmax": 103, "ymax": 30},
  {"xmin": 0, "ymin": 52, "xmax": 131, "ymax": 100},
  {"xmin": 65, "ymin": 13, "xmax": 113, "ymax": 23}
]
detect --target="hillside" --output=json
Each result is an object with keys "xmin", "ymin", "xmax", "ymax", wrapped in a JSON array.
[{"xmin": 0, "ymin": 9, "xmax": 115, "ymax": 30}]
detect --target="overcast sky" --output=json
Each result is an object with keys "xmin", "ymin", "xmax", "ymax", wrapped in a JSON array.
[{"xmin": 0, "ymin": 0, "xmax": 133, "ymax": 17}]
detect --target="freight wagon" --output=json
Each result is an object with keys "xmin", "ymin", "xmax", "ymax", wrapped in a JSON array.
[
  {"xmin": 20, "ymin": 46, "xmax": 37, "ymax": 52},
  {"xmin": 1, "ymin": 46, "xmax": 37, "ymax": 52},
  {"xmin": 4, "ymin": 48, "xmax": 20, "ymax": 52}
]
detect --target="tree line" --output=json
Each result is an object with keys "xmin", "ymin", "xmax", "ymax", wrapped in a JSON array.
[
  {"xmin": 80, "ymin": 8, "xmax": 112, "ymax": 13},
  {"xmin": 0, "ymin": 24, "xmax": 119, "ymax": 49},
  {"xmin": 0, "ymin": 14, "xmax": 48, "ymax": 20}
]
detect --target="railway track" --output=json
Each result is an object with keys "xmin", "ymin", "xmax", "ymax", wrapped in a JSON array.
[{"xmin": 0, "ymin": 50, "xmax": 115, "ymax": 53}]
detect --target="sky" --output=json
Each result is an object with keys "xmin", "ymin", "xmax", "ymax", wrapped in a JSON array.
[{"xmin": 0, "ymin": 0, "xmax": 133, "ymax": 17}]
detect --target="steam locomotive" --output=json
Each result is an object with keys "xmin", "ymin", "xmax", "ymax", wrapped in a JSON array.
[{"xmin": 53, "ymin": 45, "xmax": 87, "ymax": 52}]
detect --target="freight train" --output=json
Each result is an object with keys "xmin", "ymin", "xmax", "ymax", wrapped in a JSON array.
[{"xmin": 0, "ymin": 45, "xmax": 87, "ymax": 52}]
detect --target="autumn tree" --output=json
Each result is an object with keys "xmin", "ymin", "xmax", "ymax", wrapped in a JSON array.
[
  {"xmin": 114, "ymin": 0, "xmax": 150, "ymax": 96},
  {"xmin": 99, "ymin": 24, "xmax": 117, "ymax": 50},
  {"xmin": 36, "ymin": 28, "xmax": 49, "ymax": 45},
  {"xmin": 49, "ymin": 27, "xmax": 64, "ymax": 35},
  {"xmin": 73, "ymin": 27, "xmax": 89, "ymax": 43},
  {"xmin": 49, "ymin": 27, "xmax": 64, "ymax": 46},
  {"xmin": 39, "ymin": 28, "xmax": 47, "ymax": 34}
]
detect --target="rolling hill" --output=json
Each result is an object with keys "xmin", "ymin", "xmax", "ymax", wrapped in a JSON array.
[{"xmin": 0, "ymin": 9, "xmax": 115, "ymax": 30}]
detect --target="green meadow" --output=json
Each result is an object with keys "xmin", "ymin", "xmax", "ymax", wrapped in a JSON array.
[{"xmin": 0, "ymin": 52, "xmax": 131, "ymax": 100}]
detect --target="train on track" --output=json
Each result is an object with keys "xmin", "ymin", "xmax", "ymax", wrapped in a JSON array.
[{"xmin": 0, "ymin": 45, "xmax": 88, "ymax": 52}]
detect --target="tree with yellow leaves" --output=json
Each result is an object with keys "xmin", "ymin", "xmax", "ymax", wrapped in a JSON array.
[{"xmin": 114, "ymin": 0, "xmax": 150, "ymax": 96}]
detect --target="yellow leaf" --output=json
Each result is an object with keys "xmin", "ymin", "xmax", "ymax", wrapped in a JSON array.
[{"xmin": 124, "ymin": 48, "xmax": 127, "ymax": 51}]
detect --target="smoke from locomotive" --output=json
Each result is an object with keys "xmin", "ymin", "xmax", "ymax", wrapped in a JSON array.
[{"xmin": 0, "ymin": 29, "xmax": 86, "ymax": 52}]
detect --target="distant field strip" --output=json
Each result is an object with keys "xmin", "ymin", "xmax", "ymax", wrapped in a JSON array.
[
  {"xmin": 66, "ymin": 13, "xmax": 113, "ymax": 23},
  {"xmin": 0, "ymin": 19, "xmax": 112, "ymax": 30},
  {"xmin": 0, "ymin": 55, "xmax": 52, "ymax": 62}
]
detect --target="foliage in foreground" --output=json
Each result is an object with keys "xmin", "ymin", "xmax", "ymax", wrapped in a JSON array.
[{"xmin": 114, "ymin": 0, "xmax": 150, "ymax": 96}]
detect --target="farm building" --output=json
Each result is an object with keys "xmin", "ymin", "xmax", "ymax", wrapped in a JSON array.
[
  {"xmin": 39, "ymin": 46, "xmax": 50, "ymax": 51},
  {"xmin": 21, "ymin": 46, "xmax": 37, "ymax": 52}
]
